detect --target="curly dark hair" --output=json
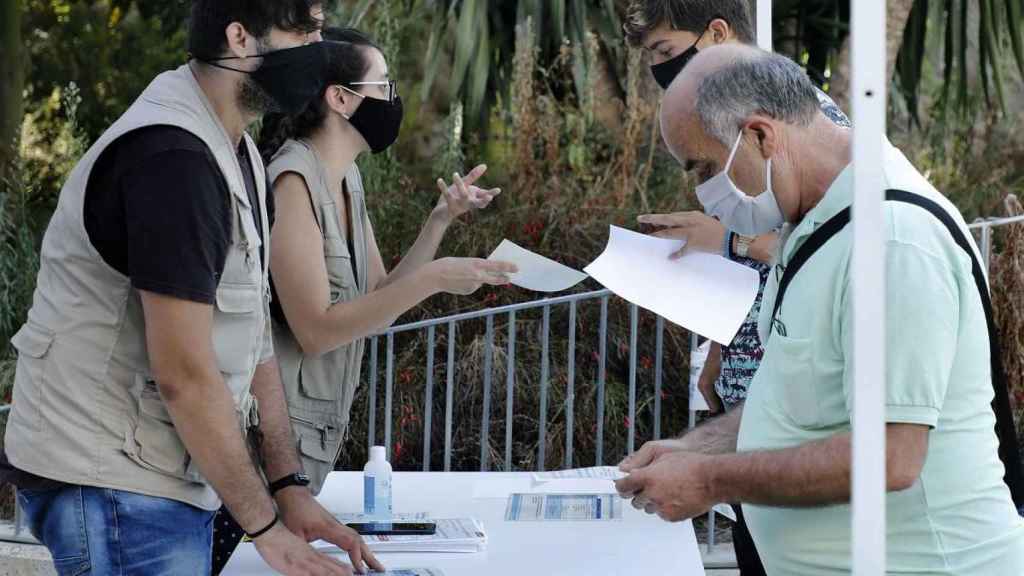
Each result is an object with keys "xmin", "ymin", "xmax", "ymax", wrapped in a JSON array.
[
  {"xmin": 188, "ymin": 0, "xmax": 324, "ymax": 59},
  {"xmin": 623, "ymin": 0, "xmax": 755, "ymax": 47},
  {"xmin": 258, "ymin": 27, "xmax": 381, "ymax": 164}
]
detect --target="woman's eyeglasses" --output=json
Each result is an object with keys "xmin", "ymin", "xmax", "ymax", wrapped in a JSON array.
[{"xmin": 344, "ymin": 79, "xmax": 399, "ymax": 104}]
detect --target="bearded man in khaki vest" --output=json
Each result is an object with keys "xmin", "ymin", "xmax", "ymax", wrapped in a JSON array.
[{"xmin": 0, "ymin": 2, "xmax": 382, "ymax": 575}]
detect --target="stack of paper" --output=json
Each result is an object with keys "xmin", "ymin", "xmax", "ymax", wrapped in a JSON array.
[
  {"xmin": 316, "ymin": 518, "xmax": 487, "ymax": 554},
  {"xmin": 505, "ymin": 493, "xmax": 622, "ymax": 521}
]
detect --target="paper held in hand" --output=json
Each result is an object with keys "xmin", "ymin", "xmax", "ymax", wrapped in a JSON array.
[
  {"xmin": 487, "ymin": 240, "xmax": 588, "ymax": 293},
  {"xmin": 584, "ymin": 226, "xmax": 760, "ymax": 345}
]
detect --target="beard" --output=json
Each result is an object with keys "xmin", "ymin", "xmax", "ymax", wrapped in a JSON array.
[
  {"xmin": 236, "ymin": 37, "xmax": 282, "ymax": 115},
  {"xmin": 237, "ymin": 74, "xmax": 280, "ymax": 115}
]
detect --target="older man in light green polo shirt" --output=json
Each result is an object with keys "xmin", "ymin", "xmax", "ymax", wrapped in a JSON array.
[{"xmin": 615, "ymin": 44, "xmax": 1024, "ymax": 575}]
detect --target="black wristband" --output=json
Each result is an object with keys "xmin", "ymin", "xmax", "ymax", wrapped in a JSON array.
[
  {"xmin": 245, "ymin": 514, "xmax": 279, "ymax": 540},
  {"xmin": 724, "ymin": 230, "xmax": 736, "ymax": 261}
]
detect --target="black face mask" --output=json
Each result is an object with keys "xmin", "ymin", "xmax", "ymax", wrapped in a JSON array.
[
  {"xmin": 649, "ymin": 28, "xmax": 708, "ymax": 90},
  {"xmin": 196, "ymin": 43, "xmax": 329, "ymax": 115},
  {"xmin": 346, "ymin": 94, "xmax": 404, "ymax": 154}
]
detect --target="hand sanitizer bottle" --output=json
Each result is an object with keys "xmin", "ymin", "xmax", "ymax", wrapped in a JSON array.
[{"xmin": 363, "ymin": 446, "xmax": 392, "ymax": 520}]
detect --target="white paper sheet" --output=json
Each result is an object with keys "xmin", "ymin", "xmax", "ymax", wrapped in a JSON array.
[
  {"xmin": 370, "ymin": 565, "xmax": 446, "ymax": 569},
  {"xmin": 584, "ymin": 226, "xmax": 760, "ymax": 345},
  {"xmin": 471, "ymin": 478, "xmax": 534, "ymax": 499},
  {"xmin": 688, "ymin": 339, "xmax": 712, "ymax": 412},
  {"xmin": 473, "ymin": 475, "xmax": 618, "ymax": 498},
  {"xmin": 505, "ymin": 493, "xmax": 622, "ymax": 521},
  {"xmin": 531, "ymin": 466, "xmax": 626, "ymax": 482},
  {"xmin": 712, "ymin": 503, "xmax": 737, "ymax": 522},
  {"xmin": 487, "ymin": 240, "xmax": 588, "ymax": 292},
  {"xmin": 525, "ymin": 479, "xmax": 619, "ymax": 494}
]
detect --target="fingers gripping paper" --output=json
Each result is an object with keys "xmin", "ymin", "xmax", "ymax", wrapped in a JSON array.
[
  {"xmin": 584, "ymin": 226, "xmax": 760, "ymax": 345},
  {"xmin": 487, "ymin": 240, "xmax": 588, "ymax": 293}
]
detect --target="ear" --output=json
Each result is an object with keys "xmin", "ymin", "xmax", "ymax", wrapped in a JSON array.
[
  {"xmin": 743, "ymin": 115, "xmax": 778, "ymax": 160},
  {"xmin": 324, "ymin": 85, "xmax": 351, "ymax": 118},
  {"xmin": 708, "ymin": 18, "xmax": 732, "ymax": 44},
  {"xmin": 224, "ymin": 22, "xmax": 253, "ymax": 59}
]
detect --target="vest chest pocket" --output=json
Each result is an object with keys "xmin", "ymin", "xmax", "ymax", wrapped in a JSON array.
[
  {"xmin": 763, "ymin": 332, "xmax": 822, "ymax": 429},
  {"xmin": 297, "ymin": 347, "xmax": 351, "ymax": 402},
  {"xmin": 221, "ymin": 203, "xmax": 264, "ymax": 285},
  {"xmin": 211, "ymin": 282, "xmax": 263, "ymax": 375},
  {"xmin": 323, "ymin": 242, "xmax": 357, "ymax": 300}
]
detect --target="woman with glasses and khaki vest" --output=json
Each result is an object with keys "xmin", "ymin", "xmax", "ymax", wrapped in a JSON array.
[{"xmin": 263, "ymin": 28, "xmax": 515, "ymax": 494}]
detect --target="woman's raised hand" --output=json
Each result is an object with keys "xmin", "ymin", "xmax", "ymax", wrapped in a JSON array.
[{"xmin": 435, "ymin": 164, "xmax": 501, "ymax": 223}]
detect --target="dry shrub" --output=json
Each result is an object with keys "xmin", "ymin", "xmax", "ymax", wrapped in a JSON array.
[
  {"xmin": 991, "ymin": 195, "xmax": 1024, "ymax": 442},
  {"xmin": 510, "ymin": 18, "xmax": 540, "ymax": 201}
]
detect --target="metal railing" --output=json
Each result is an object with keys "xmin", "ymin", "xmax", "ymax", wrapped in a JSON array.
[
  {"xmin": 1, "ymin": 213, "xmax": 1022, "ymax": 554},
  {"xmin": 358, "ymin": 286, "xmax": 716, "ymax": 544}
]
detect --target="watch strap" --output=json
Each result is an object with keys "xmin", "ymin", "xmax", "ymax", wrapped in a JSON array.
[{"xmin": 269, "ymin": 473, "xmax": 310, "ymax": 496}]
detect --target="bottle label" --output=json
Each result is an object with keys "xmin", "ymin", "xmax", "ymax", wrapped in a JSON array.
[{"xmin": 364, "ymin": 474, "xmax": 375, "ymax": 515}]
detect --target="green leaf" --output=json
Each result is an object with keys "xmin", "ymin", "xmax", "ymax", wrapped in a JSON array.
[
  {"xmin": 1005, "ymin": 0, "xmax": 1024, "ymax": 78},
  {"xmin": 450, "ymin": 0, "xmax": 483, "ymax": 99},
  {"xmin": 419, "ymin": 0, "xmax": 449, "ymax": 102},
  {"xmin": 467, "ymin": 3, "xmax": 491, "ymax": 116},
  {"xmin": 346, "ymin": 0, "xmax": 376, "ymax": 28}
]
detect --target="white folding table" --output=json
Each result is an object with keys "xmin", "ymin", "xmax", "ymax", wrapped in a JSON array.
[{"xmin": 223, "ymin": 471, "xmax": 705, "ymax": 575}]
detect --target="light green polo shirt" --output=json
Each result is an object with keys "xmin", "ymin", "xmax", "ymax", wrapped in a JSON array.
[{"xmin": 736, "ymin": 139, "xmax": 1024, "ymax": 575}]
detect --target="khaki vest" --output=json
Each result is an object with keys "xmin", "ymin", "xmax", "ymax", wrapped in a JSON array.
[
  {"xmin": 4, "ymin": 65, "xmax": 271, "ymax": 511},
  {"xmin": 267, "ymin": 139, "xmax": 368, "ymax": 494}
]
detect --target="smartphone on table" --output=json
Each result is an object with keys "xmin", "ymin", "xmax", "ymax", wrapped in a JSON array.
[{"xmin": 346, "ymin": 522, "xmax": 437, "ymax": 536}]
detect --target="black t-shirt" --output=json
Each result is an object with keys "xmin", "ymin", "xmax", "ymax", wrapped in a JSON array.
[
  {"xmin": 0, "ymin": 125, "xmax": 272, "ymax": 490},
  {"xmin": 85, "ymin": 125, "xmax": 271, "ymax": 302}
]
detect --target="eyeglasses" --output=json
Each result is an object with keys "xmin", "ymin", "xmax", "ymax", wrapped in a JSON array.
[{"xmin": 342, "ymin": 79, "xmax": 399, "ymax": 104}]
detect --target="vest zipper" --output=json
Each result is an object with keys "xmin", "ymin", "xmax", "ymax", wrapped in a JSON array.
[{"xmin": 290, "ymin": 415, "xmax": 336, "ymax": 451}]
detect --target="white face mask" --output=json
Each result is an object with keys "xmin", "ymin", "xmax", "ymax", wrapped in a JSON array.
[{"xmin": 695, "ymin": 131, "xmax": 785, "ymax": 236}]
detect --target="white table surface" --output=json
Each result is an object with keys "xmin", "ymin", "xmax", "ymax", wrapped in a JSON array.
[{"xmin": 223, "ymin": 471, "xmax": 705, "ymax": 576}]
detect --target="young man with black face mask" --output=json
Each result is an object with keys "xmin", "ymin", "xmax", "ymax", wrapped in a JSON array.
[{"xmin": 1, "ymin": 2, "xmax": 383, "ymax": 575}]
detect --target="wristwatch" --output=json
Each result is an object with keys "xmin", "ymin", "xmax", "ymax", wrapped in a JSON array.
[
  {"xmin": 734, "ymin": 234, "xmax": 755, "ymax": 259},
  {"xmin": 269, "ymin": 472, "xmax": 311, "ymax": 496}
]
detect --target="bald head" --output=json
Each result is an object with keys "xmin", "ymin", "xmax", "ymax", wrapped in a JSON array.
[
  {"xmin": 660, "ymin": 44, "xmax": 760, "ymax": 159},
  {"xmin": 659, "ymin": 44, "xmax": 821, "ymax": 164}
]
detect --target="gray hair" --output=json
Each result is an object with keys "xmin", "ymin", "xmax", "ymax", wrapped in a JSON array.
[{"xmin": 695, "ymin": 51, "xmax": 821, "ymax": 146}]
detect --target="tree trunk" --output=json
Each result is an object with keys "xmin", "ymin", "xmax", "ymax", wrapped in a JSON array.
[
  {"xmin": 0, "ymin": 0, "xmax": 23, "ymax": 187},
  {"xmin": 829, "ymin": 0, "xmax": 917, "ymax": 112}
]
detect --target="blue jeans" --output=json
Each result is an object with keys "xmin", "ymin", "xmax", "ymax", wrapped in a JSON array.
[{"xmin": 17, "ymin": 485, "xmax": 215, "ymax": 576}]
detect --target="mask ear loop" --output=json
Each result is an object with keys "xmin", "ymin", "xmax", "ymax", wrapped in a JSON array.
[{"xmin": 723, "ymin": 130, "xmax": 745, "ymax": 173}]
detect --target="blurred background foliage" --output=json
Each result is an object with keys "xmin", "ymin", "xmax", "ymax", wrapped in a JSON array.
[{"xmin": 2, "ymin": 0, "xmax": 1024, "ymax": 492}]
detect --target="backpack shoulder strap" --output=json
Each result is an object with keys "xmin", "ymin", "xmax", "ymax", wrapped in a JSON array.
[
  {"xmin": 770, "ymin": 207, "xmax": 851, "ymax": 335},
  {"xmin": 883, "ymin": 190, "xmax": 1024, "ymax": 507}
]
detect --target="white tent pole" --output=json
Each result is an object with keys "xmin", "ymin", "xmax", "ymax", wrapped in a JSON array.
[
  {"xmin": 851, "ymin": 0, "xmax": 887, "ymax": 575},
  {"xmin": 756, "ymin": 0, "xmax": 773, "ymax": 51}
]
